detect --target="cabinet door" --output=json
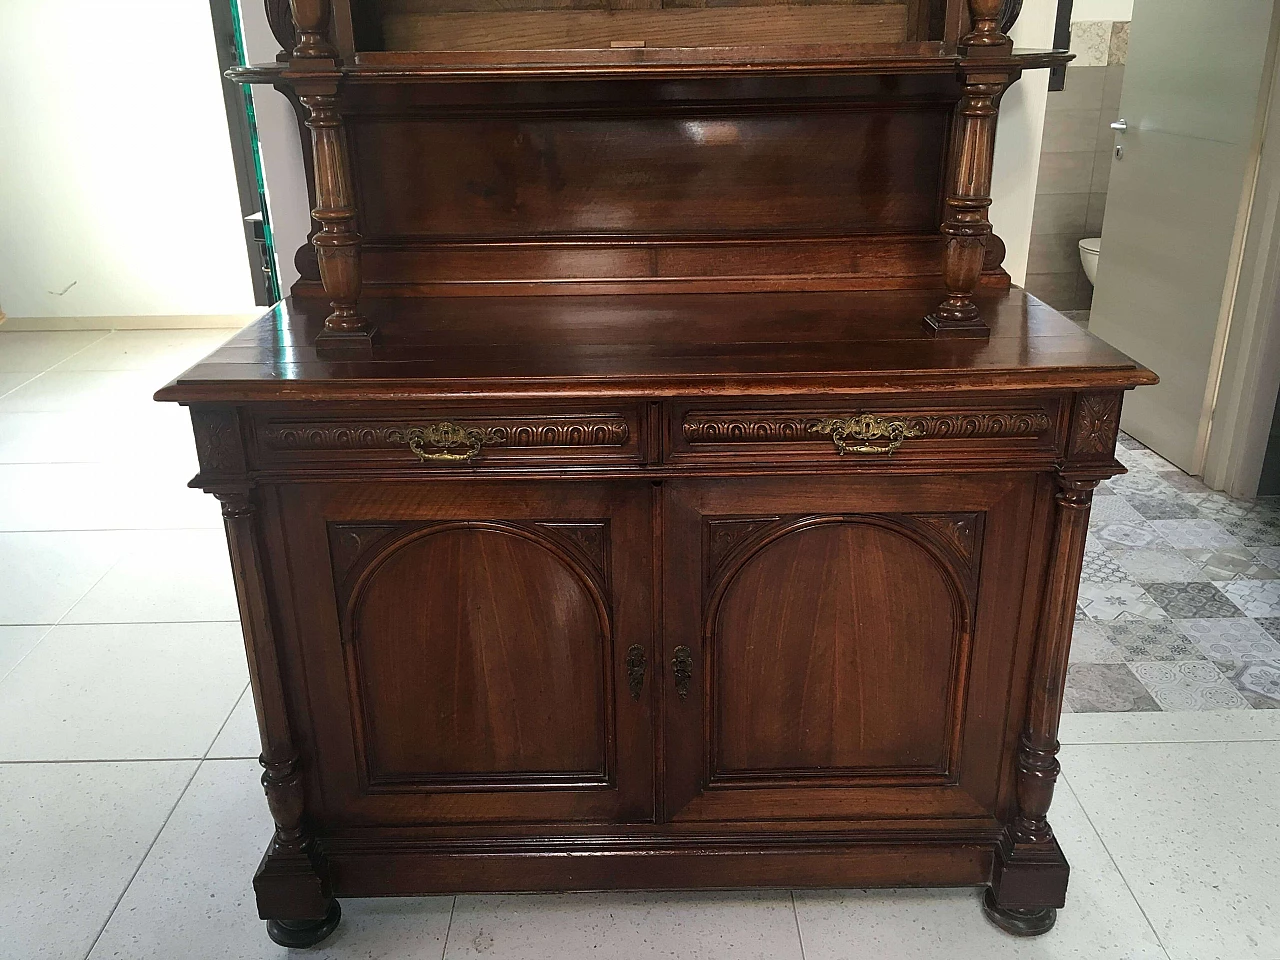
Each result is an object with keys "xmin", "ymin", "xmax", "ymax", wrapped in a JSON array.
[
  {"xmin": 275, "ymin": 480, "xmax": 654, "ymax": 826},
  {"xmin": 662, "ymin": 474, "xmax": 1045, "ymax": 825}
]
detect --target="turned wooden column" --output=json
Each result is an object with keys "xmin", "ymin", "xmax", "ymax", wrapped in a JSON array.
[
  {"xmin": 287, "ymin": 0, "xmax": 374, "ymax": 359},
  {"xmin": 925, "ymin": 0, "xmax": 1016, "ymax": 339},
  {"xmin": 218, "ymin": 490, "xmax": 339, "ymax": 944}
]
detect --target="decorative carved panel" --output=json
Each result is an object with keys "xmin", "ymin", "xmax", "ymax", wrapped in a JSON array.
[
  {"xmin": 1069, "ymin": 393, "xmax": 1122, "ymax": 457},
  {"xmin": 706, "ymin": 517, "xmax": 783, "ymax": 572},
  {"xmin": 328, "ymin": 523, "xmax": 408, "ymax": 587},
  {"xmin": 536, "ymin": 521, "xmax": 609, "ymax": 581},
  {"xmin": 260, "ymin": 417, "xmax": 630, "ymax": 453}
]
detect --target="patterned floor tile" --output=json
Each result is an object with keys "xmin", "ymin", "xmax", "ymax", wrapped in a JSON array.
[
  {"xmin": 1070, "ymin": 620, "xmax": 1126, "ymax": 664},
  {"xmin": 1147, "ymin": 518, "xmax": 1242, "ymax": 550},
  {"xmin": 1080, "ymin": 547, "xmax": 1127, "ymax": 584},
  {"xmin": 1077, "ymin": 582, "xmax": 1168, "ymax": 621},
  {"xmin": 1143, "ymin": 581, "xmax": 1241, "ymax": 619},
  {"xmin": 1108, "ymin": 471, "xmax": 1178, "ymax": 499},
  {"xmin": 1216, "ymin": 661, "xmax": 1280, "ymax": 708},
  {"xmin": 1093, "ymin": 485, "xmax": 1118, "ymax": 497},
  {"xmin": 1154, "ymin": 468, "xmax": 1212, "ymax": 499},
  {"xmin": 1117, "ymin": 432, "xmax": 1144, "ymax": 450},
  {"xmin": 1091, "ymin": 520, "xmax": 1164, "ymax": 549},
  {"xmin": 1176, "ymin": 618, "xmax": 1280, "ymax": 664},
  {"xmin": 1251, "ymin": 545, "xmax": 1280, "ymax": 569},
  {"xmin": 1218, "ymin": 514, "xmax": 1280, "ymax": 547},
  {"xmin": 1219, "ymin": 579, "xmax": 1280, "ymax": 617},
  {"xmin": 1125, "ymin": 494, "xmax": 1202, "ymax": 520},
  {"xmin": 1129, "ymin": 661, "xmax": 1250, "ymax": 711},
  {"xmin": 1063, "ymin": 663, "xmax": 1161, "ymax": 712},
  {"xmin": 1114, "ymin": 548, "xmax": 1208, "ymax": 583},
  {"xmin": 1194, "ymin": 493, "xmax": 1255, "ymax": 522},
  {"xmin": 1088, "ymin": 496, "xmax": 1146, "ymax": 525},
  {"xmin": 1102, "ymin": 621, "xmax": 1204, "ymax": 661},
  {"xmin": 1255, "ymin": 617, "xmax": 1280, "ymax": 640},
  {"xmin": 1180, "ymin": 545, "xmax": 1278, "ymax": 580}
]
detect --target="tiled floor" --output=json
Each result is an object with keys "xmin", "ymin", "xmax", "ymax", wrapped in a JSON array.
[
  {"xmin": 2, "ymin": 327, "xmax": 1279, "ymax": 960},
  {"xmin": 1068, "ymin": 434, "xmax": 1280, "ymax": 714}
]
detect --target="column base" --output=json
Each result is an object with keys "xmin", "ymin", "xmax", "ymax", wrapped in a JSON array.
[
  {"xmin": 982, "ymin": 889, "xmax": 1056, "ymax": 937},
  {"xmin": 315, "ymin": 325, "xmax": 378, "ymax": 359},
  {"xmin": 267, "ymin": 901, "xmax": 342, "ymax": 948},
  {"xmin": 923, "ymin": 313, "xmax": 991, "ymax": 339}
]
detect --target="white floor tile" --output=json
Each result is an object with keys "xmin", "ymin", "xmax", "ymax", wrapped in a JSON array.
[
  {"xmin": 1062, "ymin": 740, "xmax": 1280, "ymax": 960},
  {"xmin": 51, "ymin": 329, "xmax": 238, "ymax": 376},
  {"xmin": 0, "ymin": 624, "xmax": 51, "ymax": 679},
  {"xmin": 0, "ymin": 530, "xmax": 130, "ymax": 623},
  {"xmin": 793, "ymin": 783, "xmax": 1166, "ymax": 960},
  {"xmin": 1061, "ymin": 709, "xmax": 1280, "ymax": 744},
  {"xmin": 0, "ymin": 369, "xmax": 165, "ymax": 412},
  {"xmin": 445, "ymin": 890, "xmax": 803, "ymax": 960},
  {"xmin": 0, "ymin": 463, "xmax": 221, "ymax": 531},
  {"xmin": 89, "ymin": 759, "xmax": 455, "ymax": 960},
  {"xmin": 0, "ymin": 406, "xmax": 196, "ymax": 467},
  {"xmin": 0, "ymin": 760, "xmax": 197, "ymax": 960},
  {"xmin": 207, "ymin": 686, "xmax": 260, "ymax": 760},
  {"xmin": 0, "ymin": 331, "xmax": 109, "ymax": 372},
  {"xmin": 64, "ymin": 529, "xmax": 239, "ymax": 623},
  {"xmin": 0, "ymin": 622, "xmax": 248, "ymax": 761}
]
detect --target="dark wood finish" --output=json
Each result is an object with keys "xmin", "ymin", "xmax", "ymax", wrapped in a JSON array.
[{"xmin": 186, "ymin": 1, "xmax": 1120, "ymax": 945}]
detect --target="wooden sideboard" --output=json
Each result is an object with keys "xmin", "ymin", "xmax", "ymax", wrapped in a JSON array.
[{"xmin": 160, "ymin": 0, "xmax": 1153, "ymax": 947}]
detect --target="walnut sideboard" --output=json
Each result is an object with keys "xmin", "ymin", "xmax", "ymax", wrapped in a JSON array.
[{"xmin": 158, "ymin": 289, "xmax": 1154, "ymax": 946}]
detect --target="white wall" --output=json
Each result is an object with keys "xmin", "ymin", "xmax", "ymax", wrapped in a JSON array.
[
  {"xmin": 990, "ymin": 0, "xmax": 1057, "ymax": 285},
  {"xmin": 1072, "ymin": 0, "xmax": 1134, "ymax": 20},
  {"xmin": 0, "ymin": 2, "xmax": 255, "ymax": 318}
]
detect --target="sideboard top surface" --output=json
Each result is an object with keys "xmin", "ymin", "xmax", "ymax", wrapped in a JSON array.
[{"xmin": 157, "ymin": 289, "xmax": 1155, "ymax": 404}]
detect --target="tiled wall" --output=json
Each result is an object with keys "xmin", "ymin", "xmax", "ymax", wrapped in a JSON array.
[{"xmin": 1024, "ymin": 21, "xmax": 1129, "ymax": 321}]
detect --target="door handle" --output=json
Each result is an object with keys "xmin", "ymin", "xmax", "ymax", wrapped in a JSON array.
[
  {"xmin": 1110, "ymin": 119, "xmax": 1128, "ymax": 132},
  {"xmin": 672, "ymin": 646, "xmax": 694, "ymax": 701}
]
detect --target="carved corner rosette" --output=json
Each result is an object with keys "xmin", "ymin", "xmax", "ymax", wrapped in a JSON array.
[
  {"xmin": 191, "ymin": 407, "xmax": 247, "ymax": 480},
  {"xmin": 1068, "ymin": 392, "xmax": 1123, "ymax": 460}
]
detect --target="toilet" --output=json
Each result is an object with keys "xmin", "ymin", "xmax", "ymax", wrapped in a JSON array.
[{"xmin": 1079, "ymin": 237, "xmax": 1101, "ymax": 285}]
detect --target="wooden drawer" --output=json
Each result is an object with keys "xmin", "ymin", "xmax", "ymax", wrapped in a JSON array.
[
  {"xmin": 250, "ymin": 405, "xmax": 644, "ymax": 469},
  {"xmin": 667, "ymin": 397, "xmax": 1066, "ymax": 466}
]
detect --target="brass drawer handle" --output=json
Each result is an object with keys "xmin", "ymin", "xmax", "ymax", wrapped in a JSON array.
[
  {"xmin": 405, "ymin": 422, "xmax": 494, "ymax": 463},
  {"xmin": 672, "ymin": 646, "xmax": 694, "ymax": 701},
  {"xmin": 812, "ymin": 415, "xmax": 926, "ymax": 456}
]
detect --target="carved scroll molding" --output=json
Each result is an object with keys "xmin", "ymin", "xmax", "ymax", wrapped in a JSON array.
[
  {"xmin": 262, "ymin": 417, "xmax": 631, "ymax": 453},
  {"xmin": 265, "ymin": 0, "xmax": 297, "ymax": 55},
  {"xmin": 684, "ymin": 410, "xmax": 1053, "ymax": 445}
]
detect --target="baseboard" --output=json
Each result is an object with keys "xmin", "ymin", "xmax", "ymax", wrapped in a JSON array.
[{"xmin": 0, "ymin": 314, "xmax": 259, "ymax": 332}]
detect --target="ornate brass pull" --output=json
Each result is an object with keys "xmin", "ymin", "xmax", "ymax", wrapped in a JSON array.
[
  {"xmin": 672, "ymin": 646, "xmax": 694, "ymax": 701},
  {"xmin": 626, "ymin": 644, "xmax": 646, "ymax": 701},
  {"xmin": 404, "ymin": 422, "xmax": 493, "ymax": 464},
  {"xmin": 812, "ymin": 415, "xmax": 926, "ymax": 456}
]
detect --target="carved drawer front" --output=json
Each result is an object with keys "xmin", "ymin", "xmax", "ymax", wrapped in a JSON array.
[
  {"xmin": 669, "ymin": 398, "xmax": 1065, "ymax": 466},
  {"xmin": 252, "ymin": 405, "xmax": 642, "ymax": 469}
]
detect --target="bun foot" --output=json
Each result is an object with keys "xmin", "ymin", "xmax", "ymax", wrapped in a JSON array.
[
  {"xmin": 266, "ymin": 900, "xmax": 341, "ymax": 948},
  {"xmin": 982, "ymin": 889, "xmax": 1056, "ymax": 937}
]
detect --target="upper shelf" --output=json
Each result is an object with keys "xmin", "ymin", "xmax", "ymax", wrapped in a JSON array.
[{"xmin": 231, "ymin": 46, "xmax": 1068, "ymax": 84}]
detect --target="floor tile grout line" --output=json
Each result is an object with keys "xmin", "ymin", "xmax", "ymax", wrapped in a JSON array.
[
  {"xmin": 439, "ymin": 895, "xmax": 458, "ymax": 960},
  {"xmin": 203, "ymin": 683, "xmax": 253, "ymax": 763},
  {"xmin": 0, "ymin": 622, "xmax": 55, "ymax": 685},
  {"xmin": 1061, "ymin": 773, "xmax": 1174, "ymax": 960},
  {"xmin": 80, "ymin": 758, "xmax": 204, "ymax": 960},
  {"xmin": 789, "ymin": 889, "xmax": 808, "ymax": 960},
  {"xmin": 0, "ymin": 757, "xmax": 204, "ymax": 765}
]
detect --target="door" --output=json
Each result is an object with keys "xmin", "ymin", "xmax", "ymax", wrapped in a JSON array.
[
  {"xmin": 1087, "ymin": 0, "xmax": 1276, "ymax": 471},
  {"xmin": 276, "ymin": 479, "xmax": 655, "ymax": 826},
  {"xmin": 661, "ymin": 474, "xmax": 1043, "ymax": 826}
]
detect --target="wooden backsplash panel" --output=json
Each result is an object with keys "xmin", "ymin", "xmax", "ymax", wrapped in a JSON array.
[
  {"xmin": 379, "ymin": 6, "xmax": 912, "ymax": 51},
  {"xmin": 352, "ymin": 106, "xmax": 950, "ymax": 241}
]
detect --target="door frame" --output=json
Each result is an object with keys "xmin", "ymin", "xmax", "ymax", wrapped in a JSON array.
[{"xmin": 1202, "ymin": 12, "xmax": 1280, "ymax": 496}]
